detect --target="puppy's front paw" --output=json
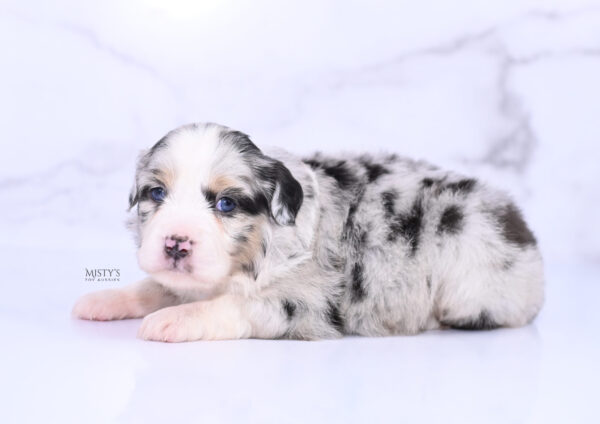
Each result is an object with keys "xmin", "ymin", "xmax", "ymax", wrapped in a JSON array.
[
  {"xmin": 72, "ymin": 290, "xmax": 134, "ymax": 321},
  {"xmin": 137, "ymin": 307, "xmax": 203, "ymax": 343}
]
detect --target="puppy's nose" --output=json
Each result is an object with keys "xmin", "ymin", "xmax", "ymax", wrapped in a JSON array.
[{"xmin": 164, "ymin": 235, "xmax": 192, "ymax": 260}]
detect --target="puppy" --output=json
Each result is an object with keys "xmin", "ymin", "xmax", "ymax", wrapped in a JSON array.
[{"xmin": 73, "ymin": 123, "xmax": 544, "ymax": 342}]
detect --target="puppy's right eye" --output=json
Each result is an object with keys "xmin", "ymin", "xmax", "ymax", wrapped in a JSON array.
[
  {"xmin": 149, "ymin": 187, "xmax": 166, "ymax": 203},
  {"xmin": 216, "ymin": 197, "xmax": 236, "ymax": 212}
]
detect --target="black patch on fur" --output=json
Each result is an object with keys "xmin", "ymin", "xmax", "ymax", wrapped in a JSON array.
[
  {"xmin": 442, "ymin": 311, "xmax": 499, "ymax": 331},
  {"xmin": 236, "ymin": 193, "xmax": 270, "ymax": 216},
  {"xmin": 130, "ymin": 185, "xmax": 153, "ymax": 209},
  {"xmin": 359, "ymin": 157, "xmax": 390, "ymax": 183},
  {"xmin": 128, "ymin": 132, "xmax": 174, "ymax": 210},
  {"xmin": 255, "ymin": 160, "xmax": 304, "ymax": 225},
  {"xmin": 350, "ymin": 262, "xmax": 366, "ymax": 302},
  {"xmin": 234, "ymin": 225, "xmax": 254, "ymax": 244},
  {"xmin": 260, "ymin": 240, "xmax": 268, "ymax": 256},
  {"xmin": 205, "ymin": 187, "xmax": 270, "ymax": 217},
  {"xmin": 221, "ymin": 129, "xmax": 303, "ymax": 225},
  {"xmin": 365, "ymin": 163, "xmax": 390, "ymax": 182},
  {"xmin": 128, "ymin": 191, "xmax": 139, "ymax": 209},
  {"xmin": 344, "ymin": 201, "xmax": 359, "ymax": 233},
  {"xmin": 133, "ymin": 185, "xmax": 167, "ymax": 211},
  {"xmin": 149, "ymin": 134, "xmax": 169, "ymax": 156},
  {"xmin": 388, "ymin": 198, "xmax": 423, "ymax": 256},
  {"xmin": 421, "ymin": 178, "xmax": 435, "ymax": 188},
  {"xmin": 342, "ymin": 184, "xmax": 372, "ymax": 259},
  {"xmin": 446, "ymin": 178, "xmax": 477, "ymax": 194},
  {"xmin": 203, "ymin": 189, "xmax": 217, "ymax": 209},
  {"xmin": 382, "ymin": 190, "xmax": 424, "ymax": 256},
  {"xmin": 282, "ymin": 300, "xmax": 296, "ymax": 320},
  {"xmin": 438, "ymin": 205, "xmax": 464, "ymax": 234},
  {"xmin": 304, "ymin": 184, "xmax": 315, "ymax": 199},
  {"xmin": 421, "ymin": 177, "xmax": 448, "ymax": 194},
  {"xmin": 303, "ymin": 158, "xmax": 358, "ymax": 190},
  {"xmin": 358, "ymin": 229, "xmax": 368, "ymax": 250},
  {"xmin": 381, "ymin": 190, "xmax": 398, "ymax": 218},
  {"xmin": 343, "ymin": 185, "xmax": 367, "ymax": 244},
  {"xmin": 387, "ymin": 217, "xmax": 402, "ymax": 242},
  {"xmin": 323, "ymin": 161, "xmax": 357, "ymax": 189},
  {"xmin": 421, "ymin": 177, "xmax": 475, "ymax": 197},
  {"xmin": 302, "ymin": 158, "xmax": 320, "ymax": 169},
  {"xmin": 222, "ymin": 129, "xmax": 262, "ymax": 156},
  {"xmin": 326, "ymin": 301, "xmax": 344, "ymax": 333},
  {"xmin": 241, "ymin": 262, "xmax": 258, "ymax": 280},
  {"xmin": 343, "ymin": 198, "xmax": 369, "ymax": 256},
  {"xmin": 426, "ymin": 275, "xmax": 432, "ymax": 292},
  {"xmin": 271, "ymin": 161, "xmax": 304, "ymax": 223},
  {"xmin": 495, "ymin": 203, "xmax": 537, "ymax": 247}
]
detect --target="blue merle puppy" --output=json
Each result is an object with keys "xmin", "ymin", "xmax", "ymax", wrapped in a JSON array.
[{"xmin": 72, "ymin": 123, "xmax": 544, "ymax": 342}]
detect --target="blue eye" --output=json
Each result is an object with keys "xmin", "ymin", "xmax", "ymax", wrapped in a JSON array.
[
  {"xmin": 149, "ymin": 187, "xmax": 166, "ymax": 202},
  {"xmin": 216, "ymin": 197, "xmax": 236, "ymax": 212}
]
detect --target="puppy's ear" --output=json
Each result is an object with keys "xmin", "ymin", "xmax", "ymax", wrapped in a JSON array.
[
  {"xmin": 128, "ymin": 149, "xmax": 150, "ymax": 211},
  {"xmin": 128, "ymin": 182, "xmax": 139, "ymax": 211},
  {"xmin": 266, "ymin": 160, "xmax": 304, "ymax": 225},
  {"xmin": 220, "ymin": 128, "xmax": 303, "ymax": 225}
]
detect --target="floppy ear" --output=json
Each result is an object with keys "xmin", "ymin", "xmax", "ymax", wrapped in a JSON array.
[
  {"xmin": 128, "ymin": 181, "xmax": 139, "ymax": 211},
  {"xmin": 267, "ymin": 160, "xmax": 304, "ymax": 225},
  {"xmin": 127, "ymin": 149, "xmax": 150, "ymax": 211},
  {"xmin": 220, "ymin": 128, "xmax": 303, "ymax": 225}
]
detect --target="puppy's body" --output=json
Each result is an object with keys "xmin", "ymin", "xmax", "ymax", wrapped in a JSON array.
[{"xmin": 73, "ymin": 123, "xmax": 544, "ymax": 341}]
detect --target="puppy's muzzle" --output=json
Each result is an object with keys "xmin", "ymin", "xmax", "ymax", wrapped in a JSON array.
[{"xmin": 164, "ymin": 235, "xmax": 193, "ymax": 260}]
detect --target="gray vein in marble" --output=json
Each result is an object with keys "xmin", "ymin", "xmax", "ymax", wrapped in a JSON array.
[
  {"xmin": 292, "ymin": 7, "xmax": 600, "ymax": 174},
  {"xmin": 0, "ymin": 8, "xmax": 174, "ymax": 197},
  {"xmin": 478, "ymin": 48, "xmax": 536, "ymax": 174},
  {"xmin": 484, "ymin": 43, "xmax": 600, "ymax": 172},
  {"xmin": 1, "ymin": 7, "xmax": 183, "ymax": 119},
  {"xmin": 0, "ymin": 158, "xmax": 123, "ymax": 190},
  {"xmin": 2, "ymin": 4, "xmax": 600, "ymax": 221},
  {"xmin": 333, "ymin": 4, "xmax": 600, "ymax": 82}
]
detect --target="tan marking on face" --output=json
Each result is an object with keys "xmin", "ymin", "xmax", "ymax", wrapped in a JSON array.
[
  {"xmin": 140, "ymin": 165, "xmax": 176, "ymax": 195},
  {"xmin": 156, "ymin": 166, "xmax": 176, "ymax": 189},
  {"xmin": 230, "ymin": 217, "xmax": 267, "ymax": 276},
  {"xmin": 208, "ymin": 174, "xmax": 240, "ymax": 194}
]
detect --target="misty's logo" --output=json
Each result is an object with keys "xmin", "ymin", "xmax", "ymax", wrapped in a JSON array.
[{"xmin": 85, "ymin": 268, "xmax": 121, "ymax": 282}]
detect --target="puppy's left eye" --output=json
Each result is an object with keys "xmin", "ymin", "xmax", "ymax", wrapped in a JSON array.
[
  {"xmin": 216, "ymin": 197, "xmax": 236, "ymax": 212},
  {"xmin": 149, "ymin": 187, "xmax": 166, "ymax": 203}
]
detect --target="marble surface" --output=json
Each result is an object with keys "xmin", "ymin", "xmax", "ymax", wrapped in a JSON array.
[
  {"xmin": 1, "ymin": 1, "xmax": 599, "ymax": 423},
  {"xmin": 1, "ymin": 0, "xmax": 599, "ymax": 263},
  {"xmin": 1, "ymin": 247, "xmax": 599, "ymax": 423}
]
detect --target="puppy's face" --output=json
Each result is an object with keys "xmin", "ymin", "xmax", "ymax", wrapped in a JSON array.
[{"xmin": 128, "ymin": 124, "xmax": 303, "ymax": 291}]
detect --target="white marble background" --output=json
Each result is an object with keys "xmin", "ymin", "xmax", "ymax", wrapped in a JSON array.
[
  {"xmin": 1, "ymin": 0, "xmax": 599, "ymax": 265},
  {"xmin": 2, "ymin": 3, "xmax": 600, "ymax": 423}
]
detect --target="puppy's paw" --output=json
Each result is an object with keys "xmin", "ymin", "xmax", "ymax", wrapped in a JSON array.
[
  {"xmin": 72, "ymin": 290, "xmax": 135, "ymax": 321},
  {"xmin": 137, "ymin": 307, "xmax": 203, "ymax": 343}
]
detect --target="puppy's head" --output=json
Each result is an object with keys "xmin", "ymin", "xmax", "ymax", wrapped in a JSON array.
[{"xmin": 128, "ymin": 123, "xmax": 303, "ymax": 291}]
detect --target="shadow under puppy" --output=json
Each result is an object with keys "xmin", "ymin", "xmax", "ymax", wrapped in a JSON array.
[{"xmin": 73, "ymin": 123, "xmax": 544, "ymax": 342}]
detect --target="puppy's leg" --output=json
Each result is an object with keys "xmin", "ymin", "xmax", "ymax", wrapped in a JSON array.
[
  {"xmin": 72, "ymin": 278, "xmax": 179, "ymax": 321},
  {"xmin": 138, "ymin": 295, "xmax": 287, "ymax": 342}
]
